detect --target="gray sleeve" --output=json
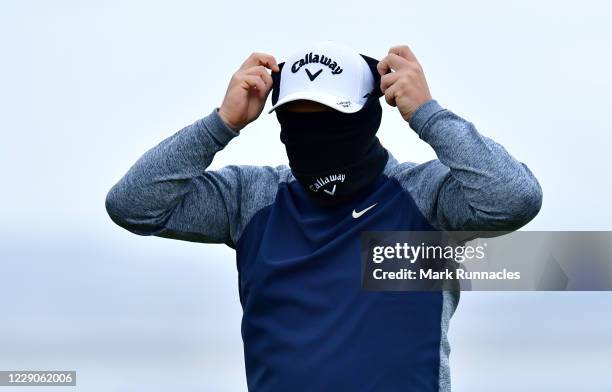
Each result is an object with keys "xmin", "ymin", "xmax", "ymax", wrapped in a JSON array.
[
  {"xmin": 390, "ymin": 100, "xmax": 543, "ymax": 231},
  {"xmin": 105, "ymin": 107, "xmax": 281, "ymax": 248}
]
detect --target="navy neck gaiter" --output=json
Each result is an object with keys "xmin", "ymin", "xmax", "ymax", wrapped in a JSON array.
[
  {"xmin": 272, "ymin": 54, "xmax": 389, "ymax": 206},
  {"xmin": 276, "ymin": 93, "xmax": 388, "ymax": 206}
]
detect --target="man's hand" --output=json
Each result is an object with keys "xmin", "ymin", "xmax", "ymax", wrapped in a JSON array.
[
  {"xmin": 218, "ymin": 52, "xmax": 280, "ymax": 132},
  {"xmin": 377, "ymin": 45, "xmax": 432, "ymax": 122}
]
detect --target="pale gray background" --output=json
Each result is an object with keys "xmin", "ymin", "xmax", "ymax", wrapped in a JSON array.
[{"xmin": 1, "ymin": 1, "xmax": 611, "ymax": 391}]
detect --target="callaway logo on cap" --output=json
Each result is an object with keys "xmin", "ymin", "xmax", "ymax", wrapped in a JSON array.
[{"xmin": 268, "ymin": 40, "xmax": 377, "ymax": 114}]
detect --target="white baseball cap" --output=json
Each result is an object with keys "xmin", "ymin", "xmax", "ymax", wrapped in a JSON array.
[{"xmin": 268, "ymin": 40, "xmax": 377, "ymax": 114}]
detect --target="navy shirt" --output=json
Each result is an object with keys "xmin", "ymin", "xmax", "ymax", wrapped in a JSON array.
[{"xmin": 106, "ymin": 100, "xmax": 542, "ymax": 391}]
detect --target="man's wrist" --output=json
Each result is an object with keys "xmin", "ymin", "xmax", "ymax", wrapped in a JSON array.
[
  {"xmin": 196, "ymin": 107, "xmax": 241, "ymax": 147},
  {"xmin": 407, "ymin": 99, "xmax": 446, "ymax": 137},
  {"xmin": 216, "ymin": 107, "xmax": 242, "ymax": 133}
]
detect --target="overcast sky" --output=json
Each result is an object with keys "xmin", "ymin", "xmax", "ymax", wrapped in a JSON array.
[{"xmin": 1, "ymin": 1, "xmax": 611, "ymax": 391}]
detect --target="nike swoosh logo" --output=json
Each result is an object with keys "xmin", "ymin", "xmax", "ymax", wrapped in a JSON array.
[
  {"xmin": 305, "ymin": 68, "xmax": 323, "ymax": 81},
  {"xmin": 352, "ymin": 203, "xmax": 377, "ymax": 219}
]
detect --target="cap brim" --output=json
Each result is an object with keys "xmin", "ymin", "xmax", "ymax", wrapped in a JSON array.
[{"xmin": 268, "ymin": 91, "xmax": 364, "ymax": 114}]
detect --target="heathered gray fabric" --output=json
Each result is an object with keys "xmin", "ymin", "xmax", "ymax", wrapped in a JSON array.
[
  {"xmin": 385, "ymin": 99, "xmax": 544, "ymax": 231},
  {"xmin": 105, "ymin": 107, "xmax": 293, "ymax": 247},
  {"xmin": 438, "ymin": 290, "xmax": 460, "ymax": 392},
  {"xmin": 106, "ymin": 100, "xmax": 542, "ymax": 392}
]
